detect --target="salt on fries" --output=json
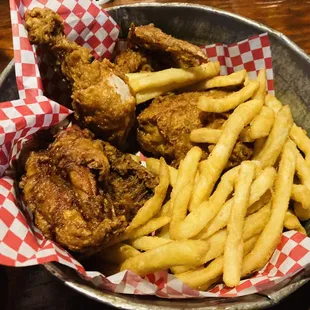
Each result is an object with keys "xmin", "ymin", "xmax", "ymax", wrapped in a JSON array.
[{"xmin": 102, "ymin": 65, "xmax": 308, "ymax": 291}]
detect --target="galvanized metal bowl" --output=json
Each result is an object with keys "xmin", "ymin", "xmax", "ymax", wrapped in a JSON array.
[{"xmin": 0, "ymin": 3, "xmax": 309, "ymax": 309}]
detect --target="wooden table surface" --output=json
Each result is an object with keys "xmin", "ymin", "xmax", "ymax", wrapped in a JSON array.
[{"xmin": 0, "ymin": 0, "xmax": 310, "ymax": 309}]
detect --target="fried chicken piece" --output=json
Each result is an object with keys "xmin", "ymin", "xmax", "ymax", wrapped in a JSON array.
[
  {"xmin": 20, "ymin": 126, "xmax": 158, "ymax": 252},
  {"xmin": 25, "ymin": 8, "xmax": 136, "ymax": 146},
  {"xmin": 128, "ymin": 24, "xmax": 208, "ymax": 68},
  {"xmin": 137, "ymin": 91, "xmax": 253, "ymax": 167},
  {"xmin": 113, "ymin": 48, "xmax": 153, "ymax": 73}
]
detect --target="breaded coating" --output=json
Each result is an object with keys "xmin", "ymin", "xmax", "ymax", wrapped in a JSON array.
[
  {"xmin": 128, "ymin": 24, "xmax": 208, "ymax": 68},
  {"xmin": 137, "ymin": 91, "xmax": 253, "ymax": 167},
  {"xmin": 25, "ymin": 8, "xmax": 136, "ymax": 146},
  {"xmin": 20, "ymin": 126, "xmax": 158, "ymax": 252}
]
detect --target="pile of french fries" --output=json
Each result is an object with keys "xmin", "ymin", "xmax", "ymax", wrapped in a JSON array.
[{"xmin": 102, "ymin": 66, "xmax": 309, "ymax": 291}]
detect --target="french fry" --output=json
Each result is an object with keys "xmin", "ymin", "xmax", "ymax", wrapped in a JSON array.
[
  {"xmin": 252, "ymin": 69, "xmax": 266, "ymax": 99},
  {"xmin": 247, "ymin": 106, "xmax": 275, "ymax": 140},
  {"xmin": 246, "ymin": 190, "xmax": 272, "ymax": 215},
  {"xmin": 284, "ymin": 210, "xmax": 307, "ymax": 235},
  {"xmin": 265, "ymin": 94, "xmax": 282, "ymax": 113},
  {"xmin": 120, "ymin": 240, "xmax": 209, "ymax": 276},
  {"xmin": 254, "ymin": 105, "xmax": 293, "ymax": 168},
  {"xmin": 290, "ymin": 124, "xmax": 310, "ymax": 166},
  {"xmin": 190, "ymin": 128, "xmax": 222, "ymax": 144},
  {"xmin": 128, "ymin": 158, "xmax": 170, "ymax": 230},
  {"xmin": 105, "ymin": 216, "xmax": 170, "ymax": 248},
  {"xmin": 192, "ymin": 106, "xmax": 274, "ymax": 144},
  {"xmin": 291, "ymin": 184, "xmax": 310, "ymax": 210},
  {"xmin": 128, "ymin": 236, "xmax": 171, "ymax": 251},
  {"xmin": 172, "ymin": 201, "xmax": 271, "ymax": 275},
  {"xmin": 295, "ymin": 149, "xmax": 310, "ymax": 190},
  {"xmin": 242, "ymin": 140, "xmax": 296, "ymax": 276},
  {"xmin": 197, "ymin": 80, "xmax": 259, "ymax": 113},
  {"xmin": 223, "ymin": 161, "xmax": 256, "ymax": 287},
  {"xmin": 130, "ymin": 62, "xmax": 220, "ymax": 93},
  {"xmin": 176, "ymin": 234, "xmax": 259, "ymax": 290},
  {"xmin": 170, "ymin": 166, "xmax": 238, "ymax": 240},
  {"xmin": 159, "ymin": 200, "xmax": 172, "ymax": 217},
  {"xmin": 196, "ymin": 166, "xmax": 276, "ymax": 239},
  {"xmin": 189, "ymin": 99, "xmax": 264, "ymax": 211},
  {"xmin": 182, "ymin": 69, "xmax": 247, "ymax": 92},
  {"xmin": 101, "ymin": 243, "xmax": 140, "ymax": 264},
  {"xmin": 126, "ymin": 71, "xmax": 153, "ymax": 82},
  {"xmin": 294, "ymin": 201, "xmax": 310, "ymax": 221},
  {"xmin": 146, "ymin": 157, "xmax": 178, "ymax": 187},
  {"xmin": 170, "ymin": 147, "xmax": 202, "ymax": 239}
]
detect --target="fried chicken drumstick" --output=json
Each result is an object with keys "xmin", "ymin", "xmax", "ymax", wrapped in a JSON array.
[
  {"xmin": 25, "ymin": 8, "xmax": 136, "ymax": 146},
  {"xmin": 20, "ymin": 126, "xmax": 158, "ymax": 252}
]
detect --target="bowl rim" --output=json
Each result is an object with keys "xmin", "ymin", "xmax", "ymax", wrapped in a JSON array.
[{"xmin": 1, "ymin": 2, "xmax": 309, "ymax": 309}]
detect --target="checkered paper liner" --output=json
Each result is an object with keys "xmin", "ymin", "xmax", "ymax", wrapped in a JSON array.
[{"xmin": 0, "ymin": 0, "xmax": 308, "ymax": 299}]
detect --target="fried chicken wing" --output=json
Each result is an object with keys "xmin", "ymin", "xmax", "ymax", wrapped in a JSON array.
[
  {"xmin": 20, "ymin": 126, "xmax": 158, "ymax": 252},
  {"xmin": 128, "ymin": 24, "xmax": 208, "ymax": 68},
  {"xmin": 25, "ymin": 8, "xmax": 136, "ymax": 146},
  {"xmin": 137, "ymin": 91, "xmax": 253, "ymax": 167}
]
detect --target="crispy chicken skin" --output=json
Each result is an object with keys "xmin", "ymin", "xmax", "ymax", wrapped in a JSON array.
[
  {"xmin": 113, "ymin": 48, "xmax": 153, "ymax": 73},
  {"xmin": 128, "ymin": 24, "xmax": 208, "ymax": 68},
  {"xmin": 25, "ymin": 8, "xmax": 136, "ymax": 147},
  {"xmin": 20, "ymin": 126, "xmax": 158, "ymax": 252},
  {"xmin": 137, "ymin": 91, "xmax": 253, "ymax": 167}
]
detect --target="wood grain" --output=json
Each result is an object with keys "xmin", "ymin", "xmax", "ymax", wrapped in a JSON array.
[{"xmin": 0, "ymin": 0, "xmax": 310, "ymax": 309}]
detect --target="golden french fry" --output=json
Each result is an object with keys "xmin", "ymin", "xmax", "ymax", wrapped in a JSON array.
[
  {"xmin": 284, "ymin": 210, "xmax": 307, "ymax": 235},
  {"xmin": 130, "ymin": 62, "xmax": 220, "ymax": 93},
  {"xmin": 294, "ymin": 201, "xmax": 310, "ymax": 221},
  {"xmin": 128, "ymin": 158, "xmax": 169, "ymax": 230},
  {"xmin": 246, "ymin": 190, "xmax": 272, "ymax": 215},
  {"xmin": 291, "ymin": 184, "xmax": 310, "ymax": 210},
  {"xmin": 196, "ymin": 166, "xmax": 276, "ymax": 239},
  {"xmin": 223, "ymin": 161, "xmax": 256, "ymax": 287},
  {"xmin": 170, "ymin": 147, "xmax": 202, "ymax": 239},
  {"xmin": 172, "ymin": 202, "xmax": 271, "ymax": 275},
  {"xmin": 252, "ymin": 69, "xmax": 266, "ymax": 99},
  {"xmin": 247, "ymin": 106, "xmax": 275, "ymax": 140},
  {"xmin": 176, "ymin": 234, "xmax": 259, "ymax": 290},
  {"xmin": 265, "ymin": 94, "xmax": 283, "ymax": 114},
  {"xmin": 128, "ymin": 236, "xmax": 171, "ymax": 251},
  {"xmin": 254, "ymin": 105, "xmax": 293, "ymax": 167},
  {"xmin": 290, "ymin": 124, "xmax": 310, "ymax": 166},
  {"xmin": 295, "ymin": 149, "xmax": 310, "ymax": 190},
  {"xmin": 183, "ymin": 69, "xmax": 247, "ymax": 92},
  {"xmin": 159, "ymin": 200, "xmax": 172, "ymax": 217},
  {"xmin": 190, "ymin": 128, "xmax": 222, "ymax": 144},
  {"xmin": 105, "ymin": 216, "xmax": 170, "ymax": 248},
  {"xmin": 126, "ymin": 71, "xmax": 153, "ymax": 82},
  {"xmin": 171, "ymin": 166, "xmax": 238, "ymax": 240},
  {"xmin": 101, "ymin": 243, "xmax": 140, "ymax": 264},
  {"xmin": 197, "ymin": 80, "xmax": 259, "ymax": 113},
  {"xmin": 146, "ymin": 157, "xmax": 178, "ymax": 187},
  {"xmin": 242, "ymin": 140, "xmax": 297, "ymax": 276},
  {"xmin": 189, "ymin": 99, "xmax": 264, "ymax": 211},
  {"xmin": 194, "ymin": 106, "xmax": 275, "ymax": 144},
  {"xmin": 120, "ymin": 240, "xmax": 209, "ymax": 276}
]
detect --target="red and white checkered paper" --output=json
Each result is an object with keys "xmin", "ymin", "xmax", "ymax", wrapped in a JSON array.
[{"xmin": 0, "ymin": 0, "xmax": 308, "ymax": 299}]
